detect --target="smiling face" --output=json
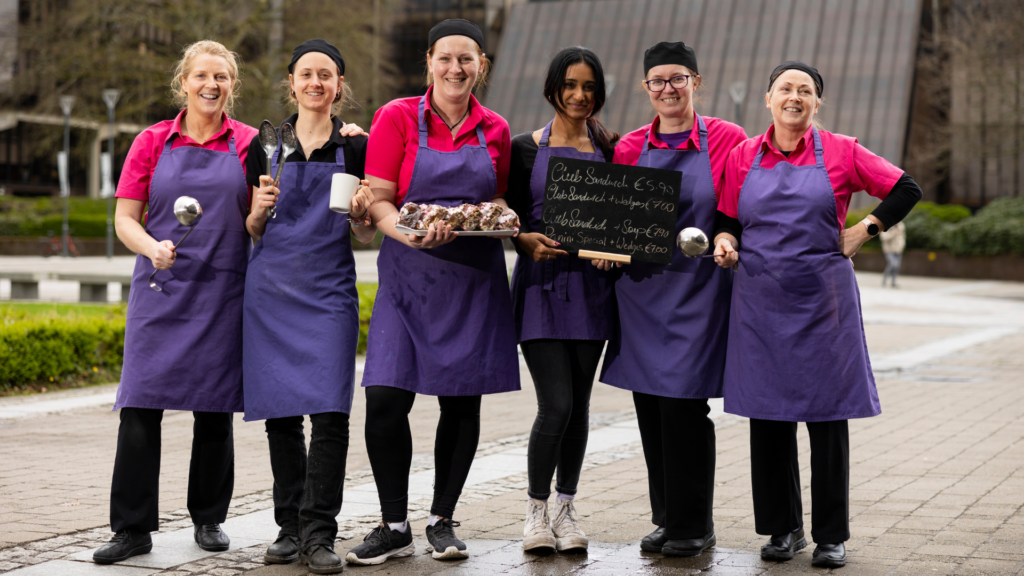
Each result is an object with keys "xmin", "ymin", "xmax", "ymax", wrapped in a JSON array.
[
  {"xmin": 555, "ymin": 62, "xmax": 597, "ymax": 121},
  {"xmin": 182, "ymin": 54, "xmax": 234, "ymax": 119},
  {"xmin": 290, "ymin": 52, "xmax": 342, "ymax": 114},
  {"xmin": 428, "ymin": 35, "xmax": 482, "ymax": 103},
  {"xmin": 643, "ymin": 64, "xmax": 698, "ymax": 120},
  {"xmin": 765, "ymin": 69, "xmax": 820, "ymax": 133}
]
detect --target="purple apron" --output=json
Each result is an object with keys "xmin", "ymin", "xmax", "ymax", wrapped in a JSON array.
[
  {"xmin": 361, "ymin": 96, "xmax": 520, "ymax": 396},
  {"xmin": 510, "ymin": 121, "xmax": 614, "ymax": 343},
  {"xmin": 116, "ymin": 134, "xmax": 249, "ymax": 412},
  {"xmin": 242, "ymin": 143, "xmax": 358, "ymax": 421},
  {"xmin": 600, "ymin": 114, "xmax": 732, "ymax": 399},
  {"xmin": 723, "ymin": 127, "xmax": 879, "ymax": 422}
]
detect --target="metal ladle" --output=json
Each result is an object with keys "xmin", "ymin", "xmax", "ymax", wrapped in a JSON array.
[
  {"xmin": 257, "ymin": 120, "xmax": 279, "ymax": 219},
  {"xmin": 148, "ymin": 196, "xmax": 203, "ymax": 292},
  {"xmin": 677, "ymin": 227, "xmax": 714, "ymax": 258},
  {"xmin": 267, "ymin": 123, "xmax": 299, "ymax": 219}
]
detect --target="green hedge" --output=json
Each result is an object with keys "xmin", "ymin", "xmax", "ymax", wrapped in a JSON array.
[
  {"xmin": 0, "ymin": 307, "xmax": 126, "ymax": 391},
  {"xmin": 0, "ymin": 197, "xmax": 111, "ymax": 237},
  {"xmin": 847, "ymin": 198, "xmax": 1024, "ymax": 256},
  {"xmin": 0, "ymin": 284, "xmax": 380, "ymax": 390}
]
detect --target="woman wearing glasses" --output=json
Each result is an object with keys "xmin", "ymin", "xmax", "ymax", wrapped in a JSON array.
[
  {"xmin": 597, "ymin": 41, "xmax": 746, "ymax": 557},
  {"xmin": 713, "ymin": 61, "xmax": 921, "ymax": 568}
]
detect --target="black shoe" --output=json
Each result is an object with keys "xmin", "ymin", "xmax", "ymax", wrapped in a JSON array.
[
  {"xmin": 345, "ymin": 522, "xmax": 415, "ymax": 566},
  {"xmin": 812, "ymin": 542, "xmax": 847, "ymax": 568},
  {"xmin": 302, "ymin": 544, "xmax": 344, "ymax": 574},
  {"xmin": 425, "ymin": 518, "xmax": 468, "ymax": 560},
  {"xmin": 264, "ymin": 534, "xmax": 300, "ymax": 564},
  {"xmin": 760, "ymin": 527, "xmax": 807, "ymax": 561},
  {"xmin": 92, "ymin": 529, "xmax": 153, "ymax": 564},
  {"xmin": 194, "ymin": 523, "xmax": 230, "ymax": 552},
  {"xmin": 640, "ymin": 527, "xmax": 668, "ymax": 553},
  {"xmin": 663, "ymin": 531, "xmax": 716, "ymax": 557}
]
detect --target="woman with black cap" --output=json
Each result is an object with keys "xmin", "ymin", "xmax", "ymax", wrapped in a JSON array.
[
  {"xmin": 597, "ymin": 41, "xmax": 746, "ymax": 557},
  {"xmin": 346, "ymin": 19, "xmax": 518, "ymax": 566},
  {"xmin": 505, "ymin": 46, "xmax": 618, "ymax": 554},
  {"xmin": 714, "ymin": 61, "xmax": 922, "ymax": 568},
  {"xmin": 242, "ymin": 39, "xmax": 375, "ymax": 575}
]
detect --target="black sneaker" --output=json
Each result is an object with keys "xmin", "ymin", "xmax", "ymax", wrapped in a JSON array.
[
  {"xmin": 92, "ymin": 529, "xmax": 153, "ymax": 564},
  {"xmin": 345, "ymin": 522, "xmax": 415, "ymax": 566},
  {"xmin": 425, "ymin": 518, "xmax": 468, "ymax": 560}
]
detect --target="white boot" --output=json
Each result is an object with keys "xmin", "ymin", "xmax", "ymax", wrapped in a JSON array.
[
  {"xmin": 551, "ymin": 498, "xmax": 588, "ymax": 552},
  {"xmin": 523, "ymin": 499, "xmax": 556, "ymax": 552}
]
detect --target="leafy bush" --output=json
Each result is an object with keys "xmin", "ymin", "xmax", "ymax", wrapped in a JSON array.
[
  {"xmin": 0, "ymin": 197, "xmax": 111, "ymax": 237},
  {"xmin": 0, "ymin": 306, "xmax": 126, "ymax": 391},
  {"xmin": 357, "ymin": 282, "xmax": 377, "ymax": 355},
  {"xmin": 945, "ymin": 198, "xmax": 1024, "ymax": 256}
]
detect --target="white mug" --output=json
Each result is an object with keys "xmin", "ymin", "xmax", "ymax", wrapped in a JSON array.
[{"xmin": 329, "ymin": 173, "xmax": 361, "ymax": 214}]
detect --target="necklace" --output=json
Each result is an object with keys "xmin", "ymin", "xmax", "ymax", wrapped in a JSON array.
[{"xmin": 438, "ymin": 104, "xmax": 470, "ymax": 133}]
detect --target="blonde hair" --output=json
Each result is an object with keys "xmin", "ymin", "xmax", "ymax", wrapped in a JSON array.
[
  {"xmin": 425, "ymin": 41, "xmax": 491, "ymax": 89},
  {"xmin": 170, "ymin": 40, "xmax": 242, "ymax": 116}
]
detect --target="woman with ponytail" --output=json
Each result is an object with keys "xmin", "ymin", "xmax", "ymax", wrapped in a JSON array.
[{"xmin": 505, "ymin": 46, "xmax": 617, "ymax": 554}]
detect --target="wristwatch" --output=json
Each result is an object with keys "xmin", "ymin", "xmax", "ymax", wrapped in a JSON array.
[{"xmin": 861, "ymin": 219, "xmax": 880, "ymax": 236}]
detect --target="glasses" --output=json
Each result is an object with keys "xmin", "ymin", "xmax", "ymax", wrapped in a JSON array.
[{"xmin": 644, "ymin": 75, "xmax": 692, "ymax": 92}]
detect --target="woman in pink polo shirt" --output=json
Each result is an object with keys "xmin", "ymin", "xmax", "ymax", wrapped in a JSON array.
[
  {"xmin": 94, "ymin": 40, "xmax": 258, "ymax": 565},
  {"xmin": 714, "ymin": 61, "xmax": 922, "ymax": 569},
  {"xmin": 346, "ymin": 19, "xmax": 518, "ymax": 566}
]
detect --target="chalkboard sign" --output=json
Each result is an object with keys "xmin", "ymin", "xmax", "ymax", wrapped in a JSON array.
[{"xmin": 542, "ymin": 157, "xmax": 680, "ymax": 265}]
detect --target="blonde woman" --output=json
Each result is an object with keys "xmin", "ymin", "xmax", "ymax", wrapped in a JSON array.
[{"xmin": 95, "ymin": 40, "xmax": 258, "ymax": 564}]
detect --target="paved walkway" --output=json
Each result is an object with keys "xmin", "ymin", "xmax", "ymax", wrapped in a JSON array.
[{"xmin": 1, "ymin": 272, "xmax": 1023, "ymax": 575}]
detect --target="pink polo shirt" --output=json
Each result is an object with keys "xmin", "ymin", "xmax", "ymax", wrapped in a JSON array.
[
  {"xmin": 365, "ymin": 85, "xmax": 511, "ymax": 205},
  {"xmin": 116, "ymin": 109, "xmax": 257, "ymax": 203},
  {"xmin": 613, "ymin": 113, "xmax": 748, "ymax": 192},
  {"xmin": 718, "ymin": 124, "xmax": 904, "ymax": 231}
]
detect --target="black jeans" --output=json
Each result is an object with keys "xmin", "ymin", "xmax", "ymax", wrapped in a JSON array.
[
  {"xmin": 633, "ymin": 392, "xmax": 716, "ymax": 540},
  {"xmin": 521, "ymin": 338, "xmax": 604, "ymax": 500},
  {"xmin": 265, "ymin": 412, "xmax": 350, "ymax": 547},
  {"xmin": 364, "ymin": 386, "xmax": 480, "ymax": 522},
  {"xmin": 110, "ymin": 408, "xmax": 234, "ymax": 533},
  {"xmin": 749, "ymin": 418, "xmax": 850, "ymax": 544}
]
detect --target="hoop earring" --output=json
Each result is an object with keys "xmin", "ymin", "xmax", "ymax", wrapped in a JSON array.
[{"xmin": 334, "ymin": 92, "xmax": 342, "ymax": 103}]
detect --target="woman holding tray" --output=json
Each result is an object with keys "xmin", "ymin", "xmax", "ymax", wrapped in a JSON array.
[
  {"xmin": 505, "ymin": 46, "xmax": 617, "ymax": 554},
  {"xmin": 713, "ymin": 61, "xmax": 921, "ymax": 568},
  {"xmin": 597, "ymin": 41, "xmax": 747, "ymax": 557},
  {"xmin": 94, "ymin": 40, "xmax": 258, "ymax": 565},
  {"xmin": 347, "ymin": 19, "xmax": 518, "ymax": 566},
  {"xmin": 241, "ymin": 39, "xmax": 374, "ymax": 575}
]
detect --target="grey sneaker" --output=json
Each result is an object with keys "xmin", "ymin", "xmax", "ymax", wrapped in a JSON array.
[
  {"xmin": 523, "ymin": 499, "xmax": 556, "ymax": 553},
  {"xmin": 551, "ymin": 498, "xmax": 588, "ymax": 552},
  {"xmin": 425, "ymin": 518, "xmax": 468, "ymax": 560}
]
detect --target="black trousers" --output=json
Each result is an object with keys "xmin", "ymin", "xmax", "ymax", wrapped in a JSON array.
[
  {"xmin": 110, "ymin": 408, "xmax": 234, "ymax": 533},
  {"xmin": 364, "ymin": 386, "xmax": 480, "ymax": 522},
  {"xmin": 265, "ymin": 412, "xmax": 350, "ymax": 547},
  {"xmin": 749, "ymin": 418, "xmax": 850, "ymax": 544},
  {"xmin": 633, "ymin": 392, "xmax": 716, "ymax": 540},
  {"xmin": 521, "ymin": 339, "xmax": 604, "ymax": 500}
]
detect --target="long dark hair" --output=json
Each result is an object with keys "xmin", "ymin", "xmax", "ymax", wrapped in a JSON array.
[{"xmin": 542, "ymin": 47, "xmax": 620, "ymax": 158}]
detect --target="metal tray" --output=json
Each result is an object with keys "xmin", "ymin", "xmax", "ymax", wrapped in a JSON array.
[{"xmin": 395, "ymin": 224, "xmax": 517, "ymax": 237}]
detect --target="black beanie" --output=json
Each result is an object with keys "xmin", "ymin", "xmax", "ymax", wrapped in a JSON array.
[
  {"xmin": 427, "ymin": 19, "xmax": 485, "ymax": 51},
  {"xmin": 289, "ymin": 39, "xmax": 345, "ymax": 76},
  {"xmin": 643, "ymin": 41, "xmax": 698, "ymax": 76},
  {"xmin": 768, "ymin": 61, "xmax": 823, "ymax": 97}
]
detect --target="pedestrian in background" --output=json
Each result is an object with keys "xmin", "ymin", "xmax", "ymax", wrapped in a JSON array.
[
  {"xmin": 95, "ymin": 40, "xmax": 258, "ymax": 565},
  {"xmin": 241, "ymin": 39, "xmax": 373, "ymax": 575},
  {"xmin": 881, "ymin": 221, "xmax": 906, "ymax": 288},
  {"xmin": 505, "ymin": 46, "xmax": 618, "ymax": 555}
]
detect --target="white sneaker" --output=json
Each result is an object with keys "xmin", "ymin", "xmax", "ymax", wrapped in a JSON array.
[
  {"xmin": 551, "ymin": 498, "xmax": 588, "ymax": 552},
  {"xmin": 523, "ymin": 499, "xmax": 556, "ymax": 553}
]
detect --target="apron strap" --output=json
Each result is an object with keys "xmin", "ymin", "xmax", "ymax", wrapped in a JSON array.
[
  {"xmin": 811, "ymin": 126, "xmax": 825, "ymax": 168},
  {"xmin": 696, "ymin": 113, "xmax": 709, "ymax": 152},
  {"xmin": 335, "ymin": 146, "xmax": 345, "ymax": 166},
  {"xmin": 417, "ymin": 95, "xmax": 429, "ymax": 148},
  {"xmin": 539, "ymin": 121, "xmax": 552, "ymax": 147},
  {"xmin": 226, "ymin": 134, "xmax": 237, "ymax": 156}
]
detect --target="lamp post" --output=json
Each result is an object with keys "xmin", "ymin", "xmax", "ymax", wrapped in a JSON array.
[
  {"xmin": 103, "ymin": 89, "xmax": 121, "ymax": 260},
  {"xmin": 59, "ymin": 95, "xmax": 75, "ymax": 258},
  {"xmin": 728, "ymin": 81, "xmax": 747, "ymax": 127}
]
